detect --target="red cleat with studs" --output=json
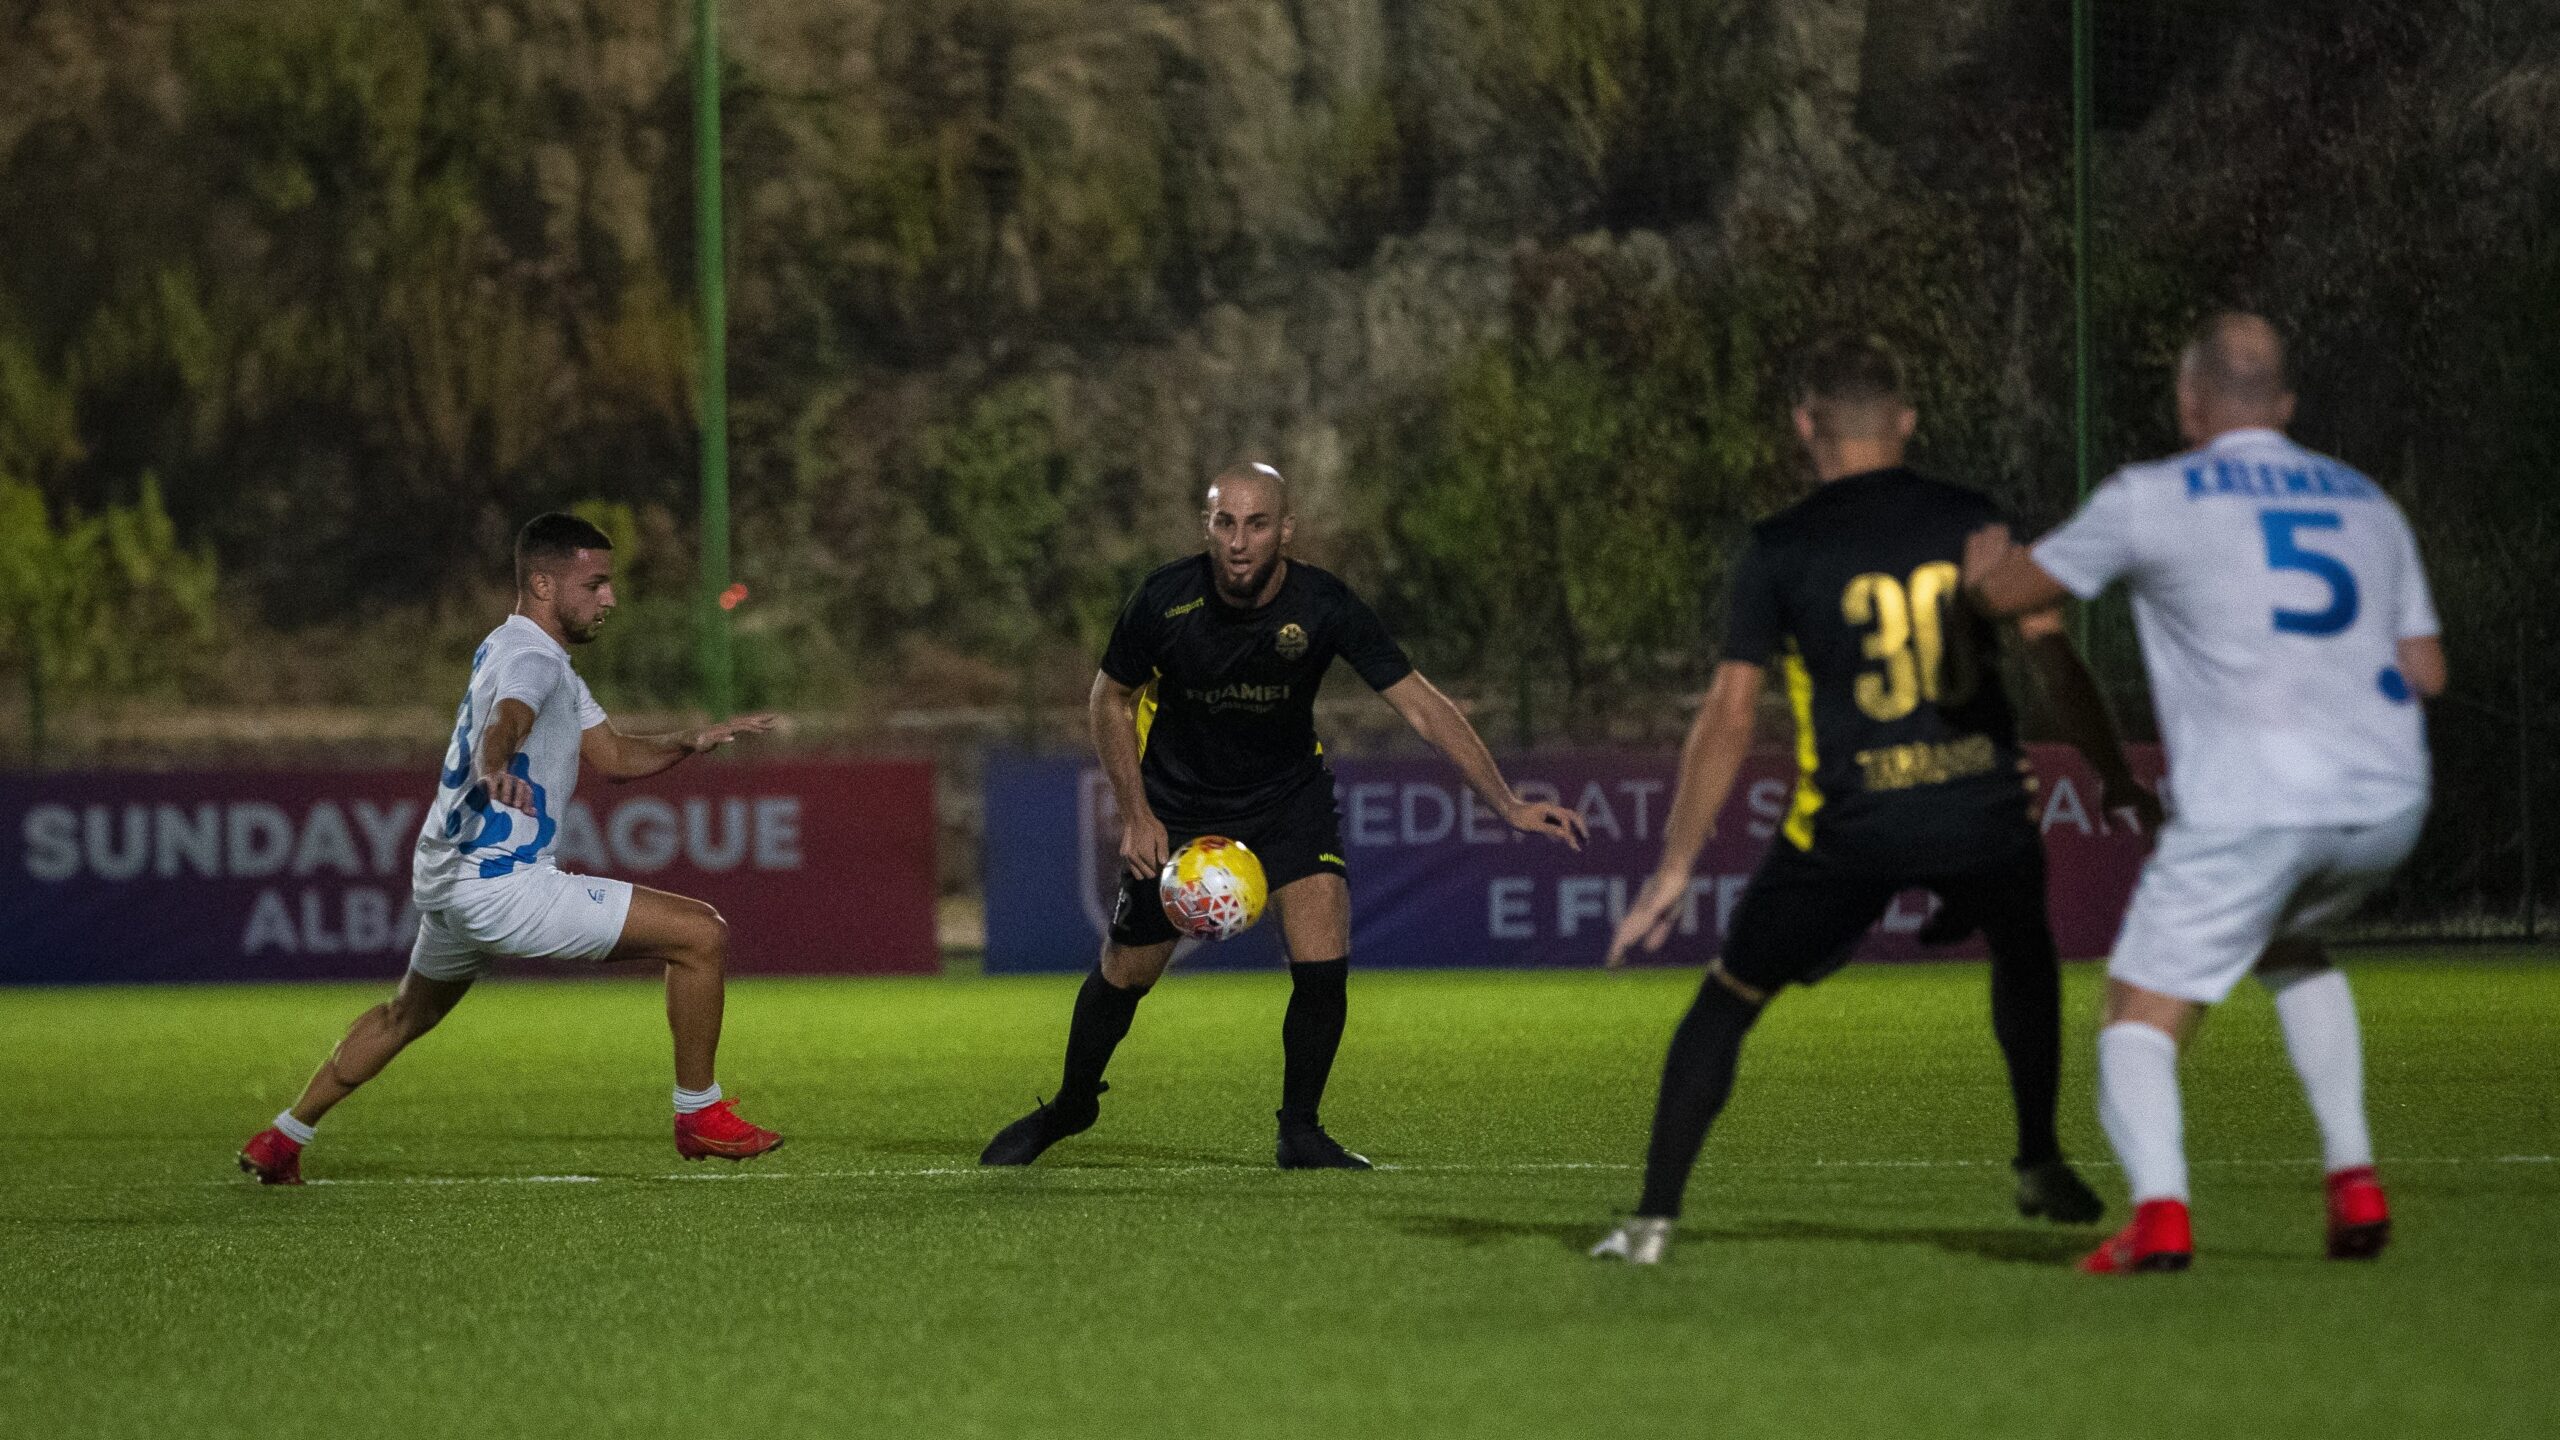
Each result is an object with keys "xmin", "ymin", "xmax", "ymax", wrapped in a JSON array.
[
  {"xmin": 2079, "ymin": 1197, "xmax": 2193, "ymax": 1274},
  {"xmin": 673, "ymin": 1099, "xmax": 784, "ymax": 1162},
  {"xmin": 237, "ymin": 1126, "xmax": 305, "ymax": 1186},
  {"xmin": 2325, "ymin": 1165, "xmax": 2391, "ymax": 1260}
]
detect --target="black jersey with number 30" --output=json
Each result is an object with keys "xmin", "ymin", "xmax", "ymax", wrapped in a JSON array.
[
  {"xmin": 1723, "ymin": 466, "xmax": 2031, "ymax": 853},
  {"xmin": 1100, "ymin": 555, "xmax": 1414, "ymax": 825}
]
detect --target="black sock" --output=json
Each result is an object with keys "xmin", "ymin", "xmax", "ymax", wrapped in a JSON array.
[
  {"xmin": 1279, "ymin": 958, "xmax": 1350, "ymax": 1124},
  {"xmin": 1636, "ymin": 976, "xmax": 1763, "ymax": 1219},
  {"xmin": 1986, "ymin": 932, "xmax": 2065, "ymax": 1167},
  {"xmin": 1059, "ymin": 966, "xmax": 1147, "ymax": 1102}
]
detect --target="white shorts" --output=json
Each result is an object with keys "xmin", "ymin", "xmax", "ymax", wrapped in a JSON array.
[
  {"xmin": 409, "ymin": 864, "xmax": 636, "ymax": 982},
  {"xmin": 2109, "ymin": 803, "xmax": 2427, "ymax": 1003}
]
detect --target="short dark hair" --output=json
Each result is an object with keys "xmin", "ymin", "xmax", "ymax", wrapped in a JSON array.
[
  {"xmin": 1795, "ymin": 333, "xmax": 1908, "ymax": 411},
  {"xmin": 515, "ymin": 512, "xmax": 612, "ymax": 587}
]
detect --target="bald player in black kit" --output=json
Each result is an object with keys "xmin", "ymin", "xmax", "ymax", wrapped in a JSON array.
[{"xmin": 981, "ymin": 462, "xmax": 1588, "ymax": 1169}]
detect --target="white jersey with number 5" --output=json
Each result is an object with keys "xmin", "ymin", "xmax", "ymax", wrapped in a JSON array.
[
  {"xmin": 2032, "ymin": 427, "xmax": 2438, "ymax": 829},
  {"xmin": 412, "ymin": 614, "xmax": 607, "ymax": 910}
]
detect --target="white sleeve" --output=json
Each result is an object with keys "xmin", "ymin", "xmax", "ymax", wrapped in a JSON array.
[
  {"xmin": 487, "ymin": 647, "xmax": 570, "ymax": 712},
  {"xmin": 2029, "ymin": 476, "xmax": 2141, "ymax": 601},
  {"xmin": 573, "ymin": 671, "xmax": 609, "ymax": 730},
  {"xmin": 2393, "ymin": 513, "xmax": 2440, "ymax": 640}
]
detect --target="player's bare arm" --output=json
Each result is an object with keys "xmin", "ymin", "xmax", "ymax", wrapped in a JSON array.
[
  {"xmin": 580, "ymin": 713, "xmax": 781, "ymax": 783},
  {"xmin": 474, "ymin": 698, "xmax": 538, "ymax": 812},
  {"xmin": 2397, "ymin": 636, "xmax": 2447, "ymax": 698},
  {"xmin": 1605, "ymin": 660, "xmax": 1764, "ymax": 967},
  {"xmin": 2010, "ymin": 609, "xmax": 2163, "ymax": 831},
  {"xmin": 1088, "ymin": 669, "xmax": 1168, "ymax": 878},
  {"xmin": 1378, "ymin": 673, "xmax": 1585, "ymax": 850},
  {"xmin": 1961, "ymin": 523, "xmax": 2072, "ymax": 620}
]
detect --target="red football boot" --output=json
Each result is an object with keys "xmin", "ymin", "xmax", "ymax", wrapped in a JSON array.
[
  {"xmin": 673, "ymin": 1099, "xmax": 784, "ymax": 1161},
  {"xmin": 2079, "ymin": 1197, "xmax": 2193, "ymax": 1274},
  {"xmin": 2325, "ymin": 1165, "xmax": 2391, "ymax": 1260},
  {"xmin": 238, "ymin": 1126, "xmax": 305, "ymax": 1186}
]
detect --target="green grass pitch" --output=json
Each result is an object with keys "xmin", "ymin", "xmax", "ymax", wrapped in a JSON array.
[{"xmin": 4, "ymin": 953, "xmax": 2554, "ymax": 1439}]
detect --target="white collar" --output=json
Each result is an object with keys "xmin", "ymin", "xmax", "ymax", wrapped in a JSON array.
[
  {"xmin": 2204, "ymin": 426, "xmax": 2288, "ymax": 450},
  {"xmin": 503, "ymin": 612, "xmax": 571, "ymax": 659}
]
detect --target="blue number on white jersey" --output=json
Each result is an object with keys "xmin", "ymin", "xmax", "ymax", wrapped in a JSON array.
[{"xmin": 2259, "ymin": 509, "xmax": 2360, "ymax": 636}]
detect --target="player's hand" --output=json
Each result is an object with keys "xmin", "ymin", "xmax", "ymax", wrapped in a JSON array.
[
  {"xmin": 476, "ymin": 766, "xmax": 534, "ymax": 814},
  {"xmin": 1605, "ymin": 870, "xmax": 1688, "ymax": 969},
  {"xmin": 2103, "ymin": 778, "xmax": 2167, "ymax": 835},
  {"xmin": 684, "ymin": 713, "xmax": 780, "ymax": 753},
  {"xmin": 1505, "ymin": 798, "xmax": 1588, "ymax": 851},
  {"xmin": 1961, "ymin": 523, "xmax": 2019, "ymax": 602},
  {"xmin": 1120, "ymin": 811, "xmax": 1171, "ymax": 880}
]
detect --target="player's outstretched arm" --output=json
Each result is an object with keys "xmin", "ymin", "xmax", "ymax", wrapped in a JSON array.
[
  {"xmin": 1962, "ymin": 524, "xmax": 2074, "ymax": 620},
  {"xmin": 2011, "ymin": 609, "xmax": 2163, "ymax": 832},
  {"xmin": 1605, "ymin": 661, "xmax": 1763, "ymax": 967},
  {"xmin": 1378, "ymin": 673, "xmax": 1586, "ymax": 851},
  {"xmin": 581, "ymin": 713, "xmax": 780, "ymax": 783},
  {"xmin": 1089, "ymin": 670, "xmax": 1168, "ymax": 879}
]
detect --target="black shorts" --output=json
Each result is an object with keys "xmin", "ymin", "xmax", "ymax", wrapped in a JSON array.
[
  {"xmin": 1108, "ymin": 773, "xmax": 1348, "ymax": 948},
  {"xmin": 1720, "ymin": 820, "xmax": 2055, "ymax": 994}
]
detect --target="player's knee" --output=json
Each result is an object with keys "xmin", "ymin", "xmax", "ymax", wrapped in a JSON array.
[
  {"xmin": 679, "ymin": 906, "xmax": 729, "ymax": 971},
  {"xmin": 2255, "ymin": 937, "xmax": 2331, "ymax": 993},
  {"xmin": 1706, "ymin": 962, "xmax": 1770, "ymax": 1009},
  {"xmin": 1100, "ymin": 943, "xmax": 1169, "ymax": 989}
]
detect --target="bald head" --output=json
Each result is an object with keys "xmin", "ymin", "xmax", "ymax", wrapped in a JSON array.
[
  {"xmin": 1206, "ymin": 461, "xmax": 1291, "ymax": 518},
  {"xmin": 2177, "ymin": 312, "xmax": 2296, "ymax": 442}
]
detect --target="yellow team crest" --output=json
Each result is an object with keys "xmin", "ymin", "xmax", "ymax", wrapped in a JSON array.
[{"xmin": 1275, "ymin": 622, "xmax": 1309, "ymax": 660}]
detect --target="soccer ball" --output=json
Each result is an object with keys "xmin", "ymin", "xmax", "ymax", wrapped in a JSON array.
[{"xmin": 1158, "ymin": 836, "xmax": 1269, "ymax": 941}]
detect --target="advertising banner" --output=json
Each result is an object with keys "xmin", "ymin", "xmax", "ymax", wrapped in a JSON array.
[
  {"xmin": 983, "ymin": 746, "xmax": 2164, "ymax": 973},
  {"xmin": 1, "ymin": 760, "xmax": 938, "ymax": 984}
]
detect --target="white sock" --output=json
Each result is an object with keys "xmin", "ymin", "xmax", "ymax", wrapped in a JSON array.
[
  {"xmin": 2261, "ymin": 966, "xmax": 2374, "ymax": 1173},
  {"xmin": 2097, "ymin": 1022, "xmax": 2188, "ymax": 1203},
  {"xmin": 273, "ymin": 1110, "xmax": 317, "ymax": 1146},
  {"xmin": 673, "ymin": 1082, "xmax": 724, "ymax": 1116}
]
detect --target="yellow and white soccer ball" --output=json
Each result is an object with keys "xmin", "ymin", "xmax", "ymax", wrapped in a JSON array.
[{"xmin": 1158, "ymin": 836, "xmax": 1269, "ymax": 941}]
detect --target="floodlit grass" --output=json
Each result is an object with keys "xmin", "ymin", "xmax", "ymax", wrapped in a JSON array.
[{"xmin": 3, "ymin": 955, "xmax": 2553, "ymax": 1439}]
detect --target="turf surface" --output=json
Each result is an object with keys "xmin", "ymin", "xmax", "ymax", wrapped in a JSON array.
[{"xmin": 4, "ymin": 954, "xmax": 2554, "ymax": 1439}]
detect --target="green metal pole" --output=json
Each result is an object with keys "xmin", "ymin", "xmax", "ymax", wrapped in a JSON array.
[
  {"xmin": 693, "ymin": 0, "xmax": 735, "ymax": 719},
  {"xmin": 2070, "ymin": 0, "xmax": 2095, "ymax": 651}
]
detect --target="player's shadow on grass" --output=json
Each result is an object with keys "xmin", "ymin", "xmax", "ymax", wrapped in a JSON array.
[
  {"xmin": 1400, "ymin": 1214, "xmax": 2100, "ymax": 1267},
  {"xmin": 865, "ymin": 1134, "xmax": 1248, "ymax": 1169}
]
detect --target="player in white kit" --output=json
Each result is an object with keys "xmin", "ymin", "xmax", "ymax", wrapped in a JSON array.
[
  {"xmin": 239, "ymin": 514, "xmax": 786, "ymax": 1183},
  {"xmin": 1963, "ymin": 314, "xmax": 2446, "ymax": 1271}
]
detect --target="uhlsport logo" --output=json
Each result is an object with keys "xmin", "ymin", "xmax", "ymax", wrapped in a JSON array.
[{"xmin": 1275, "ymin": 622, "xmax": 1309, "ymax": 660}]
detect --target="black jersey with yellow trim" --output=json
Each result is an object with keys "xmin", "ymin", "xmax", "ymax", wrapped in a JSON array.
[
  {"xmin": 1722, "ymin": 466, "xmax": 2032, "ymax": 851},
  {"xmin": 1099, "ymin": 554, "xmax": 1413, "ymax": 825}
]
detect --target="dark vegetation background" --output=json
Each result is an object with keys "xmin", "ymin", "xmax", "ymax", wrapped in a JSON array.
[{"xmin": 1, "ymin": 0, "xmax": 2549, "ymax": 928}]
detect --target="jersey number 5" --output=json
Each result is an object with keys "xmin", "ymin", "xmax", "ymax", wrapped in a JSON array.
[
  {"xmin": 1842, "ymin": 562, "xmax": 1977, "ymax": 722},
  {"xmin": 2260, "ymin": 509, "xmax": 2360, "ymax": 636}
]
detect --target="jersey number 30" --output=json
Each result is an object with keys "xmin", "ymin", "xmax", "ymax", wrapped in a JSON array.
[{"xmin": 1842, "ymin": 562, "xmax": 1978, "ymax": 722}]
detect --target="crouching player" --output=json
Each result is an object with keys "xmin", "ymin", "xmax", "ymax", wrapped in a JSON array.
[{"xmin": 238, "ymin": 514, "xmax": 785, "ymax": 1183}]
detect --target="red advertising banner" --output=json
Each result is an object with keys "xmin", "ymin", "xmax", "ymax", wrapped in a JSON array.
[{"xmin": 1, "ymin": 760, "xmax": 937, "ymax": 984}]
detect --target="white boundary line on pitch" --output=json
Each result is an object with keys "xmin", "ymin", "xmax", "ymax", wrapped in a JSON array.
[{"xmin": 29, "ymin": 1154, "xmax": 2550, "ymax": 1191}]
